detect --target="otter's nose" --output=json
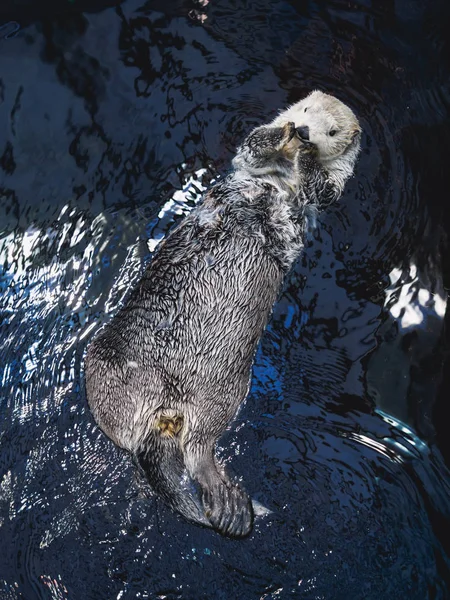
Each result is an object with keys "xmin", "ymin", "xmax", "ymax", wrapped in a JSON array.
[{"xmin": 296, "ymin": 125, "xmax": 309, "ymax": 140}]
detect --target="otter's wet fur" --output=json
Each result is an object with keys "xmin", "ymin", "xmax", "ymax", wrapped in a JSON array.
[{"xmin": 84, "ymin": 90, "xmax": 361, "ymax": 538}]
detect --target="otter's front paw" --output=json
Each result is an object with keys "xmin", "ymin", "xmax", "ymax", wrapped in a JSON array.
[
  {"xmin": 244, "ymin": 122, "xmax": 296, "ymax": 156},
  {"xmin": 202, "ymin": 480, "xmax": 254, "ymax": 538},
  {"xmin": 298, "ymin": 138, "xmax": 319, "ymax": 158},
  {"xmin": 280, "ymin": 121, "xmax": 296, "ymax": 147}
]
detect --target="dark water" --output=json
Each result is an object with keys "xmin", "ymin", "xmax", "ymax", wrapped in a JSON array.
[{"xmin": 1, "ymin": 0, "xmax": 450, "ymax": 598}]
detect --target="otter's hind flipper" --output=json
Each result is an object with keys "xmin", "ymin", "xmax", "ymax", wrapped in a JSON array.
[
  {"xmin": 184, "ymin": 446, "xmax": 254, "ymax": 538},
  {"xmin": 137, "ymin": 417, "xmax": 254, "ymax": 537},
  {"xmin": 137, "ymin": 425, "xmax": 211, "ymax": 529}
]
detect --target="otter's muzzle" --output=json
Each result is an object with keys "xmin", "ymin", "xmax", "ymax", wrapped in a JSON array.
[{"xmin": 296, "ymin": 125, "xmax": 310, "ymax": 140}]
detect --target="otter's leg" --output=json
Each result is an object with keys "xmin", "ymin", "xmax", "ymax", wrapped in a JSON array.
[
  {"xmin": 297, "ymin": 141, "xmax": 342, "ymax": 206},
  {"xmin": 183, "ymin": 442, "xmax": 254, "ymax": 538},
  {"xmin": 137, "ymin": 414, "xmax": 253, "ymax": 537},
  {"xmin": 137, "ymin": 414, "xmax": 211, "ymax": 528}
]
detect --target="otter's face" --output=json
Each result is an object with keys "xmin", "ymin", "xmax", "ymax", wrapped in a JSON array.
[{"xmin": 272, "ymin": 90, "xmax": 361, "ymax": 162}]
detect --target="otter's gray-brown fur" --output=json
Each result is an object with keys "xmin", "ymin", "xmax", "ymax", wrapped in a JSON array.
[{"xmin": 84, "ymin": 90, "xmax": 361, "ymax": 538}]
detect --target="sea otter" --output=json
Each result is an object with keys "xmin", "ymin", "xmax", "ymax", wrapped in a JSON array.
[{"xmin": 84, "ymin": 90, "xmax": 361, "ymax": 538}]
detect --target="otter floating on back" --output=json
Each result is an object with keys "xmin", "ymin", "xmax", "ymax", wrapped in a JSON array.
[{"xmin": 84, "ymin": 90, "xmax": 361, "ymax": 538}]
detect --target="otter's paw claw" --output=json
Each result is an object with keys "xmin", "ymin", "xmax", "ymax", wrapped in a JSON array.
[
  {"xmin": 202, "ymin": 482, "xmax": 254, "ymax": 538},
  {"xmin": 281, "ymin": 121, "xmax": 296, "ymax": 145}
]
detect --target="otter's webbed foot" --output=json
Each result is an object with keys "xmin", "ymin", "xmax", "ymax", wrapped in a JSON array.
[
  {"xmin": 138, "ymin": 424, "xmax": 253, "ymax": 537},
  {"xmin": 202, "ymin": 475, "xmax": 253, "ymax": 538},
  {"xmin": 192, "ymin": 458, "xmax": 254, "ymax": 538}
]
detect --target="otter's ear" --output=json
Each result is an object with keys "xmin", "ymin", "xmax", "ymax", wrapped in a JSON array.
[{"xmin": 351, "ymin": 129, "xmax": 362, "ymax": 144}]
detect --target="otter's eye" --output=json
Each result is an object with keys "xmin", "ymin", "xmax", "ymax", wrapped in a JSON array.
[
  {"xmin": 304, "ymin": 107, "xmax": 308, "ymax": 112},
  {"xmin": 329, "ymin": 129, "xmax": 337, "ymax": 137}
]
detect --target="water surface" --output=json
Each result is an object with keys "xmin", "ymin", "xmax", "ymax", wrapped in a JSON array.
[{"xmin": 1, "ymin": 0, "xmax": 450, "ymax": 598}]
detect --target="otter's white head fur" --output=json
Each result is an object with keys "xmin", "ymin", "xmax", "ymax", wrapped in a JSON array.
[
  {"xmin": 271, "ymin": 90, "xmax": 361, "ymax": 197},
  {"xmin": 271, "ymin": 90, "xmax": 361, "ymax": 165},
  {"xmin": 231, "ymin": 90, "xmax": 361, "ymax": 217}
]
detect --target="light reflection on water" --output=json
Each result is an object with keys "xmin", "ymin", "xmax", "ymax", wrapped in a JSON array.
[{"xmin": 385, "ymin": 264, "xmax": 446, "ymax": 328}]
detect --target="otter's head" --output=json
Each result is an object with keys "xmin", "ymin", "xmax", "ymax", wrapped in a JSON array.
[{"xmin": 272, "ymin": 90, "xmax": 361, "ymax": 164}]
